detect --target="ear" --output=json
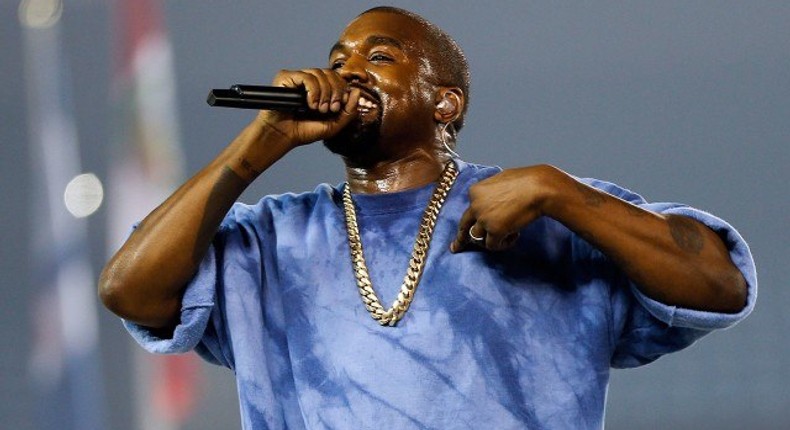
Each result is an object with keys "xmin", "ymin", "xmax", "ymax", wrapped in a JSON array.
[{"xmin": 434, "ymin": 87, "xmax": 465, "ymax": 123}]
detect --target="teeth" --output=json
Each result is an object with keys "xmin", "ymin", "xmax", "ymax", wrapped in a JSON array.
[{"xmin": 358, "ymin": 96, "xmax": 378, "ymax": 109}]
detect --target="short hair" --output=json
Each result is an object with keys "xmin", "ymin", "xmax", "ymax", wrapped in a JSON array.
[{"xmin": 360, "ymin": 6, "xmax": 471, "ymax": 133}]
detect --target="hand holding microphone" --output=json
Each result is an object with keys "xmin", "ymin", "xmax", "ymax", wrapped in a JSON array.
[
  {"xmin": 208, "ymin": 68, "xmax": 355, "ymax": 114},
  {"xmin": 217, "ymin": 69, "xmax": 362, "ymax": 148}
]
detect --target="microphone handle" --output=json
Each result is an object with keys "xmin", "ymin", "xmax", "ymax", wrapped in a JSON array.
[{"xmin": 207, "ymin": 85, "xmax": 307, "ymax": 111}]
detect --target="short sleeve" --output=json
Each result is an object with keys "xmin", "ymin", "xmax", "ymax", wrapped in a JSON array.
[
  {"xmin": 627, "ymin": 204, "xmax": 757, "ymax": 330},
  {"xmin": 578, "ymin": 178, "xmax": 757, "ymax": 368},
  {"xmin": 122, "ymin": 203, "xmax": 266, "ymax": 369},
  {"xmin": 123, "ymin": 242, "xmax": 223, "ymax": 364}
]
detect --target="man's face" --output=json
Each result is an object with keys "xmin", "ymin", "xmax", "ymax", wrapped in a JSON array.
[{"xmin": 323, "ymin": 12, "xmax": 437, "ymax": 157}]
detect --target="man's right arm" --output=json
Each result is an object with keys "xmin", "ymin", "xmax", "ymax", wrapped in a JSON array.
[
  {"xmin": 98, "ymin": 118, "xmax": 293, "ymax": 330},
  {"xmin": 99, "ymin": 69, "xmax": 360, "ymax": 331}
]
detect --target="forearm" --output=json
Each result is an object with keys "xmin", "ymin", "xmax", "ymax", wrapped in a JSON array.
[
  {"xmin": 545, "ymin": 172, "xmax": 747, "ymax": 313},
  {"xmin": 99, "ymin": 119, "xmax": 293, "ymax": 328}
]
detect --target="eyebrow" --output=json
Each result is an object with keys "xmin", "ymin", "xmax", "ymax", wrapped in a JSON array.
[{"xmin": 329, "ymin": 35, "xmax": 404, "ymax": 58}]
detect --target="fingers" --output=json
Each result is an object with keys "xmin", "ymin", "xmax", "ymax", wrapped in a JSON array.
[
  {"xmin": 304, "ymin": 70, "xmax": 329, "ymax": 112},
  {"xmin": 485, "ymin": 229, "xmax": 520, "ymax": 251},
  {"xmin": 450, "ymin": 207, "xmax": 520, "ymax": 253},
  {"xmin": 273, "ymin": 68, "xmax": 349, "ymax": 114},
  {"xmin": 303, "ymin": 69, "xmax": 346, "ymax": 113},
  {"xmin": 450, "ymin": 207, "xmax": 476, "ymax": 253},
  {"xmin": 333, "ymin": 87, "xmax": 361, "ymax": 127}
]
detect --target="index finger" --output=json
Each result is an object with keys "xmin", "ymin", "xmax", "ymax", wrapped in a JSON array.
[{"xmin": 450, "ymin": 206, "xmax": 477, "ymax": 253}]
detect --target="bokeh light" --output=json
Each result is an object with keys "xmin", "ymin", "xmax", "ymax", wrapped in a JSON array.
[{"xmin": 63, "ymin": 173, "xmax": 103, "ymax": 218}]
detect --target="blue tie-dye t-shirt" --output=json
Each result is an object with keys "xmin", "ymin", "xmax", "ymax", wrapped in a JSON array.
[{"xmin": 125, "ymin": 160, "xmax": 756, "ymax": 430}]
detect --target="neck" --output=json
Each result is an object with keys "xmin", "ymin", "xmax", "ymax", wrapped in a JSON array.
[{"xmin": 343, "ymin": 148, "xmax": 452, "ymax": 194}]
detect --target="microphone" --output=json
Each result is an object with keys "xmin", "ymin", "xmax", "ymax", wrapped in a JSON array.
[{"xmin": 207, "ymin": 85, "xmax": 307, "ymax": 111}]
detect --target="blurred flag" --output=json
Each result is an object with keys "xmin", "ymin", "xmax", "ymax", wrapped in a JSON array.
[
  {"xmin": 107, "ymin": 0, "xmax": 203, "ymax": 429},
  {"xmin": 22, "ymin": 0, "xmax": 106, "ymax": 429}
]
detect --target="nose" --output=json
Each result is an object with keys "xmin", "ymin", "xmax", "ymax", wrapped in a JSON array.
[{"xmin": 337, "ymin": 55, "xmax": 368, "ymax": 83}]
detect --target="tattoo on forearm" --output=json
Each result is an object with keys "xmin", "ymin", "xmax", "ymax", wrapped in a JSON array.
[
  {"xmin": 667, "ymin": 215, "xmax": 704, "ymax": 254},
  {"xmin": 574, "ymin": 181, "xmax": 605, "ymax": 207}
]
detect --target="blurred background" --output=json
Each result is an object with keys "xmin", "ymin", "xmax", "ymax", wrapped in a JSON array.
[{"xmin": 1, "ymin": 0, "xmax": 787, "ymax": 429}]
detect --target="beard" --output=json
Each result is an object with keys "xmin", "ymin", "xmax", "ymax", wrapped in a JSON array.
[{"xmin": 322, "ymin": 113, "xmax": 382, "ymax": 158}]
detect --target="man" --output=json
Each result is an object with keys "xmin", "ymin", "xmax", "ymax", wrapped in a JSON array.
[{"xmin": 100, "ymin": 6, "xmax": 756, "ymax": 429}]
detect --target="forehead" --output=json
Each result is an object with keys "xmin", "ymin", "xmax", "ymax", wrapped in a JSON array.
[{"xmin": 335, "ymin": 11, "xmax": 427, "ymax": 53}]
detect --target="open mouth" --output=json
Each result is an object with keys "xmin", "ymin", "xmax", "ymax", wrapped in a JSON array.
[
  {"xmin": 350, "ymin": 85, "xmax": 380, "ymax": 116},
  {"xmin": 357, "ymin": 94, "xmax": 379, "ymax": 114}
]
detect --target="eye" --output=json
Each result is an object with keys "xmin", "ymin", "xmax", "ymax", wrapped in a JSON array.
[
  {"xmin": 330, "ymin": 59, "xmax": 345, "ymax": 70},
  {"xmin": 369, "ymin": 52, "xmax": 393, "ymax": 63}
]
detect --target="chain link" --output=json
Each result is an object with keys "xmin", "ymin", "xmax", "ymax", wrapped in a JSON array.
[{"xmin": 342, "ymin": 161, "xmax": 459, "ymax": 326}]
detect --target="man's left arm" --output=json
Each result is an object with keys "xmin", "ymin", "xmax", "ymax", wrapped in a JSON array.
[{"xmin": 450, "ymin": 164, "xmax": 748, "ymax": 313}]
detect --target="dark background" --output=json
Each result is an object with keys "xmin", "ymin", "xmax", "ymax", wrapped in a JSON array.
[{"xmin": 2, "ymin": 1, "xmax": 787, "ymax": 429}]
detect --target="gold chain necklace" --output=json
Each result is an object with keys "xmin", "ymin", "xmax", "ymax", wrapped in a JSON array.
[{"xmin": 341, "ymin": 161, "xmax": 459, "ymax": 326}]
